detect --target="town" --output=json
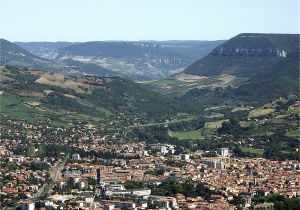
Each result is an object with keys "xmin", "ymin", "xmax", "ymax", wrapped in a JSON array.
[{"xmin": 0, "ymin": 119, "xmax": 299, "ymax": 210}]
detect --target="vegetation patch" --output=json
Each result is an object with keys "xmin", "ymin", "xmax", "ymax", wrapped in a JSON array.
[
  {"xmin": 240, "ymin": 147, "xmax": 264, "ymax": 156},
  {"xmin": 286, "ymin": 130, "xmax": 300, "ymax": 140},
  {"xmin": 231, "ymin": 106, "xmax": 252, "ymax": 112},
  {"xmin": 169, "ymin": 130, "xmax": 203, "ymax": 140},
  {"xmin": 249, "ymin": 107, "xmax": 275, "ymax": 118},
  {"xmin": 176, "ymin": 73, "xmax": 208, "ymax": 83},
  {"xmin": 239, "ymin": 120, "xmax": 252, "ymax": 128},
  {"xmin": 205, "ymin": 119, "xmax": 228, "ymax": 129},
  {"xmin": 288, "ymin": 102, "xmax": 300, "ymax": 115},
  {"xmin": 205, "ymin": 113, "xmax": 225, "ymax": 119}
]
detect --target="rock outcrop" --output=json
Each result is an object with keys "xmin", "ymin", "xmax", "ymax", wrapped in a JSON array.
[{"xmin": 212, "ymin": 47, "xmax": 287, "ymax": 58}]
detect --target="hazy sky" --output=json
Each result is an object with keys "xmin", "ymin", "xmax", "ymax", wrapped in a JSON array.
[{"xmin": 1, "ymin": 0, "xmax": 299, "ymax": 42}]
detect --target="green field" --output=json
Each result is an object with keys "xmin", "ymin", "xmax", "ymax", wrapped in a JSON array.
[
  {"xmin": 205, "ymin": 119, "xmax": 228, "ymax": 129},
  {"xmin": 231, "ymin": 106, "xmax": 252, "ymax": 112},
  {"xmin": 168, "ymin": 118, "xmax": 229, "ymax": 140},
  {"xmin": 205, "ymin": 113, "xmax": 225, "ymax": 119},
  {"xmin": 240, "ymin": 147, "xmax": 264, "ymax": 156},
  {"xmin": 239, "ymin": 120, "xmax": 252, "ymax": 128},
  {"xmin": 248, "ymin": 107, "xmax": 275, "ymax": 118},
  {"xmin": 169, "ymin": 130, "xmax": 204, "ymax": 140}
]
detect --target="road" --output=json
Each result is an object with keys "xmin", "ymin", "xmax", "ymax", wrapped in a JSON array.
[
  {"xmin": 32, "ymin": 157, "xmax": 68, "ymax": 200},
  {"xmin": 12, "ymin": 158, "xmax": 67, "ymax": 210}
]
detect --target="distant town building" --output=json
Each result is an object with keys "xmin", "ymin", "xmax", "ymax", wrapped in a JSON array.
[
  {"xmin": 71, "ymin": 153, "xmax": 81, "ymax": 160},
  {"xmin": 150, "ymin": 144, "xmax": 176, "ymax": 155},
  {"xmin": 218, "ymin": 148, "xmax": 229, "ymax": 157},
  {"xmin": 160, "ymin": 146, "xmax": 168, "ymax": 154},
  {"xmin": 181, "ymin": 154, "xmax": 190, "ymax": 161}
]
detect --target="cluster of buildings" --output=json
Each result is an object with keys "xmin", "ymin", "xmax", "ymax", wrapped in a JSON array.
[
  {"xmin": 15, "ymin": 151, "xmax": 300, "ymax": 210},
  {"xmin": 0, "ymin": 118, "xmax": 299, "ymax": 209},
  {"xmin": 0, "ymin": 147, "xmax": 50, "ymax": 207}
]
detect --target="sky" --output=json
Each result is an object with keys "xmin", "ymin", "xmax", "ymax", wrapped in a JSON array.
[{"xmin": 1, "ymin": 0, "xmax": 299, "ymax": 42}]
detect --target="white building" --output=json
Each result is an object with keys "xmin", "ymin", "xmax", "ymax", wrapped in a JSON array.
[
  {"xmin": 181, "ymin": 154, "xmax": 190, "ymax": 161},
  {"xmin": 218, "ymin": 148, "xmax": 229, "ymax": 157},
  {"xmin": 106, "ymin": 184, "xmax": 125, "ymax": 191},
  {"xmin": 105, "ymin": 188, "xmax": 151, "ymax": 197},
  {"xmin": 132, "ymin": 188, "xmax": 151, "ymax": 196},
  {"xmin": 160, "ymin": 146, "xmax": 168, "ymax": 154},
  {"xmin": 72, "ymin": 153, "xmax": 81, "ymax": 160},
  {"xmin": 151, "ymin": 144, "xmax": 176, "ymax": 155}
]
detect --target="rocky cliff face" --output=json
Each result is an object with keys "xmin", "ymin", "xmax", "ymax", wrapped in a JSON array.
[{"xmin": 212, "ymin": 47, "xmax": 287, "ymax": 58}]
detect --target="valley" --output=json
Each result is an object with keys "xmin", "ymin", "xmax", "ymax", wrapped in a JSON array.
[
  {"xmin": 0, "ymin": 33, "xmax": 299, "ymax": 210},
  {"xmin": 1, "ymin": 33, "xmax": 299, "ymax": 160}
]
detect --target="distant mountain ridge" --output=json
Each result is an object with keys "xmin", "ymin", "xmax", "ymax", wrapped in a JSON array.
[
  {"xmin": 14, "ymin": 41, "xmax": 77, "ymax": 58},
  {"xmin": 150, "ymin": 40, "xmax": 226, "ymax": 59},
  {"xmin": 15, "ymin": 40, "xmax": 224, "ymax": 80},
  {"xmin": 181, "ymin": 33, "xmax": 300, "ymax": 104},
  {"xmin": 0, "ymin": 39, "xmax": 55, "ymax": 70},
  {"xmin": 0, "ymin": 39, "xmax": 115, "ymax": 77},
  {"xmin": 53, "ymin": 41, "xmax": 183, "ymax": 58},
  {"xmin": 185, "ymin": 33, "xmax": 299, "ymax": 77},
  {"xmin": 48, "ymin": 41, "xmax": 200, "ymax": 80},
  {"xmin": 146, "ymin": 33, "xmax": 299, "ymax": 106}
]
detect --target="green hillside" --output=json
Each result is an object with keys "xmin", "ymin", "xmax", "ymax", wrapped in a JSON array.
[{"xmin": 0, "ymin": 66, "xmax": 189, "ymax": 127}]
